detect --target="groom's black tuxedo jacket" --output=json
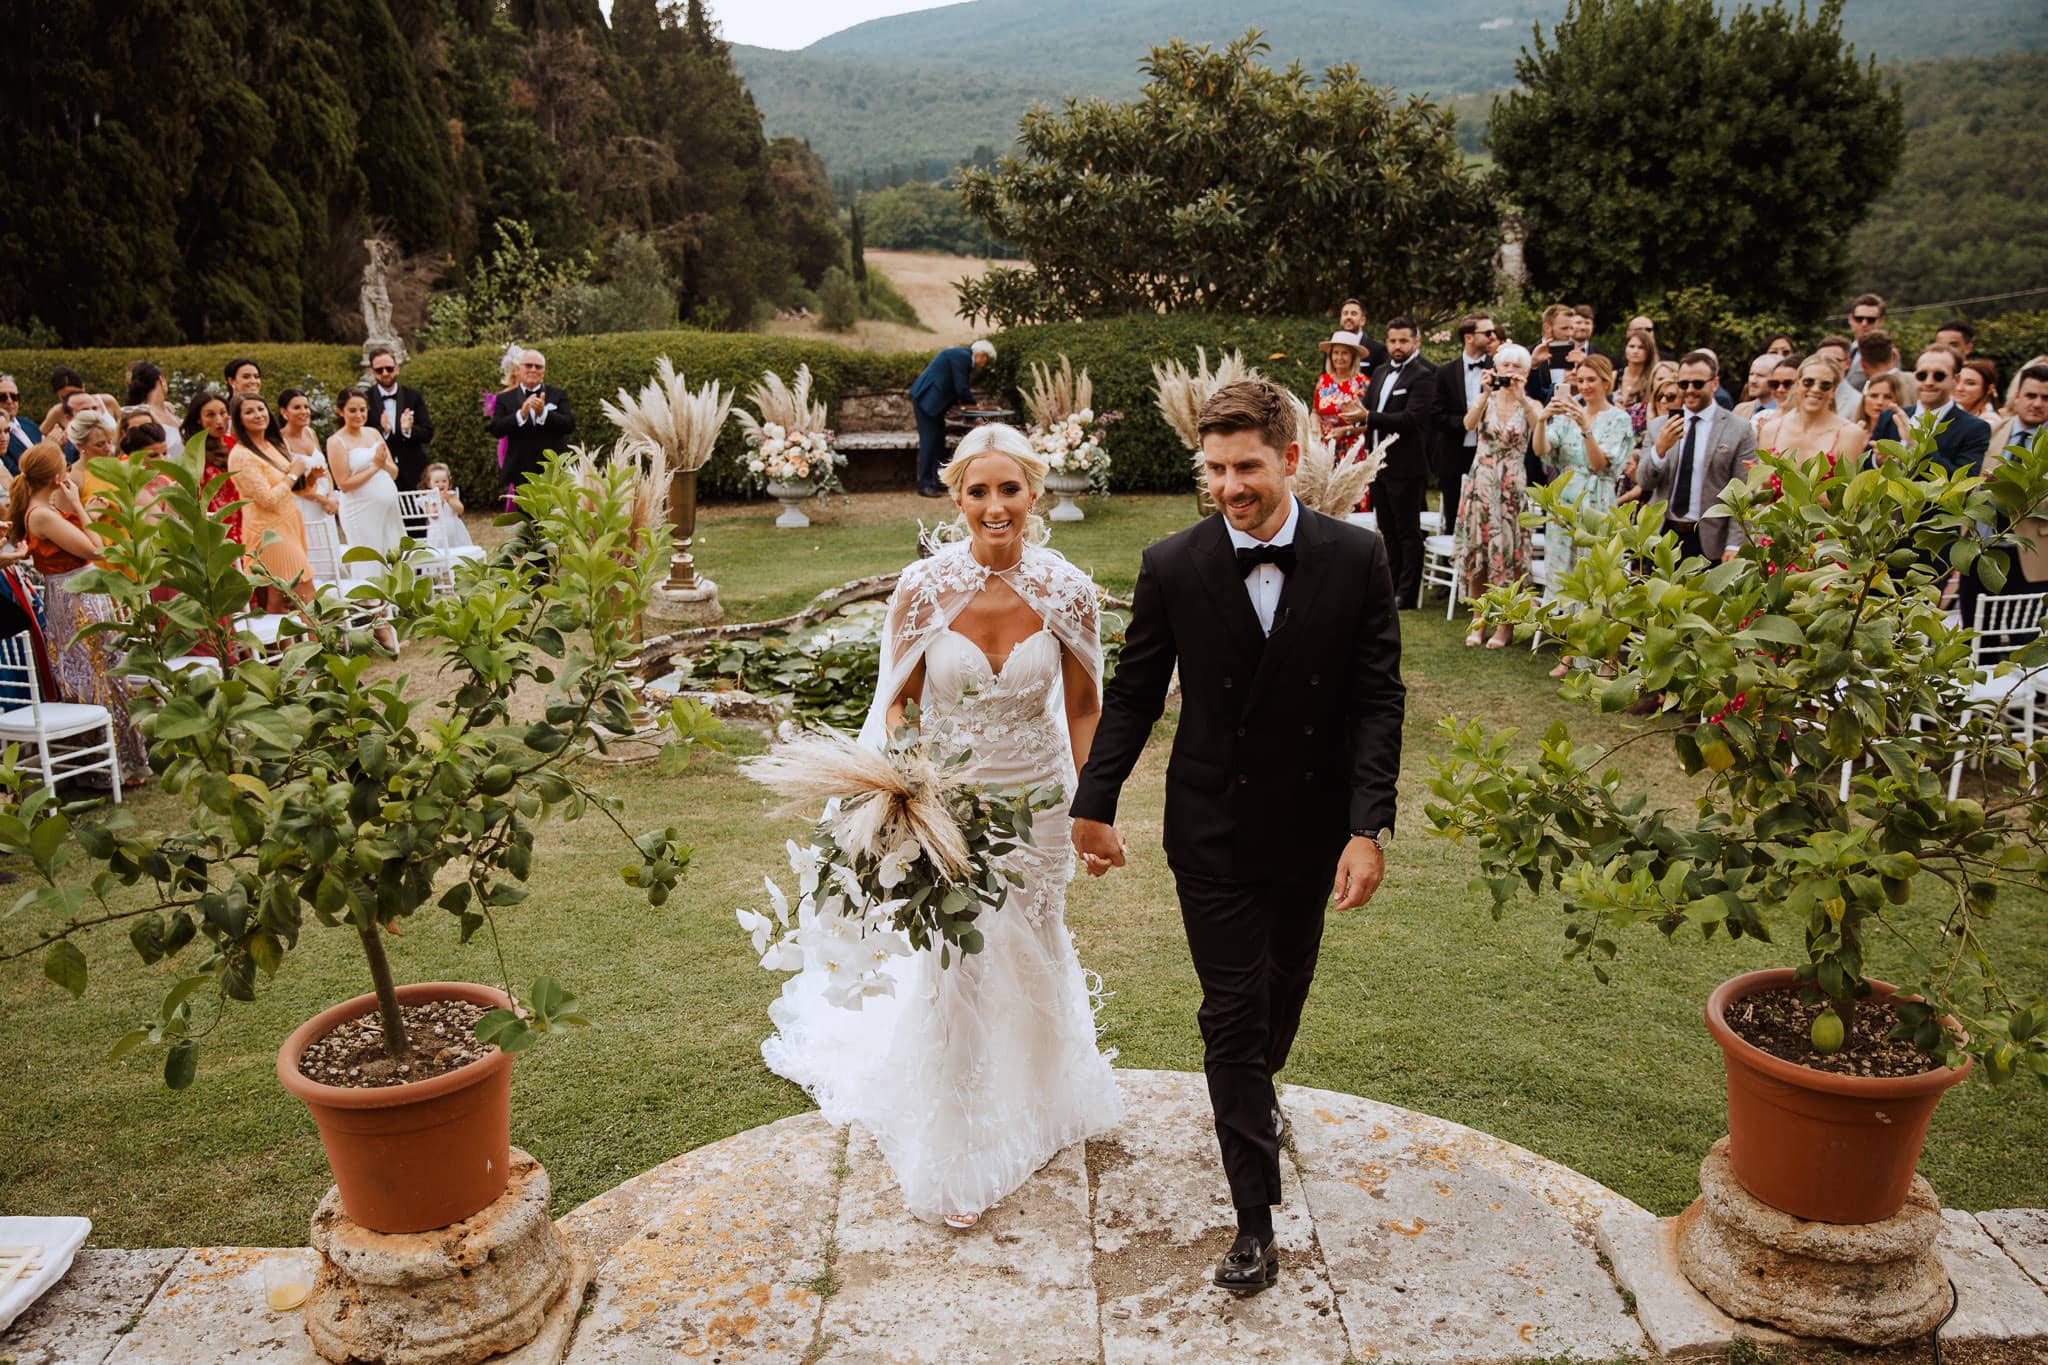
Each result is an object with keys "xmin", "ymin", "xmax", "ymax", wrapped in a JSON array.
[{"xmin": 1071, "ymin": 503, "xmax": 1405, "ymax": 881}]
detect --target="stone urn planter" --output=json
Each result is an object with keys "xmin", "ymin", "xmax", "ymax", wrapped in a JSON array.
[
  {"xmin": 277, "ymin": 981, "xmax": 516, "ymax": 1235},
  {"xmin": 766, "ymin": 477, "xmax": 821, "ymax": 529},
  {"xmin": 1705, "ymin": 968, "xmax": 1971, "ymax": 1225},
  {"xmin": 1043, "ymin": 471, "xmax": 1093, "ymax": 522}
]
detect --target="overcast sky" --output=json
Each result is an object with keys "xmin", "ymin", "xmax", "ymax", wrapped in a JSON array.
[{"xmin": 704, "ymin": 0, "xmax": 951, "ymax": 50}]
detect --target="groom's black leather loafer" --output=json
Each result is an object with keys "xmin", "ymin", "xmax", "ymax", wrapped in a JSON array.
[{"xmin": 1214, "ymin": 1231, "xmax": 1279, "ymax": 1294}]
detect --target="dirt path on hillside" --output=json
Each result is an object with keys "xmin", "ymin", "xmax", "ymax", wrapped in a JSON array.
[{"xmin": 762, "ymin": 249, "xmax": 1026, "ymax": 352}]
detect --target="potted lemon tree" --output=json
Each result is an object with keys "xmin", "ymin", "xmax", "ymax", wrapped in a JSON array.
[
  {"xmin": 1429, "ymin": 425, "xmax": 2048, "ymax": 1227},
  {"xmin": 0, "ymin": 452, "xmax": 706, "ymax": 1234}
]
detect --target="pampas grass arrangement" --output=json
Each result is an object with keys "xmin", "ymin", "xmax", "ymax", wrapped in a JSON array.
[
  {"xmin": 743, "ymin": 728, "xmax": 974, "ymax": 880},
  {"xmin": 1022, "ymin": 354, "xmax": 1094, "ymax": 430},
  {"xmin": 736, "ymin": 363, "xmax": 829, "ymax": 442},
  {"xmin": 602, "ymin": 356, "xmax": 734, "ymax": 475},
  {"xmin": 1152, "ymin": 347, "xmax": 1264, "ymax": 455},
  {"xmin": 1286, "ymin": 394, "xmax": 1385, "ymax": 519}
]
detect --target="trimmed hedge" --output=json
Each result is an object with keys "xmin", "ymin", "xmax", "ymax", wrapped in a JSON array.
[
  {"xmin": 986, "ymin": 316, "xmax": 1336, "ymax": 493},
  {"xmin": 0, "ymin": 335, "xmax": 932, "ymax": 502}
]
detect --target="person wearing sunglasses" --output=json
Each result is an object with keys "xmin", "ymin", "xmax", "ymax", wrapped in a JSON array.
[
  {"xmin": 1431, "ymin": 312, "xmax": 1501, "ymax": 522},
  {"xmin": 365, "ymin": 347, "xmax": 435, "ymax": 491},
  {"xmin": 1844, "ymin": 293, "xmax": 1887, "ymax": 386},
  {"xmin": 1901, "ymin": 347, "xmax": 1992, "ymax": 476},
  {"xmin": 1637, "ymin": 351, "xmax": 1757, "ymax": 563},
  {"xmin": 1757, "ymin": 355, "xmax": 1868, "ymax": 476},
  {"xmin": 0, "ymin": 374, "xmax": 41, "ymax": 477}
]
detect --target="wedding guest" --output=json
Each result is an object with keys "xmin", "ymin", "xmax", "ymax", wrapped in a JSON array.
[
  {"xmin": 485, "ymin": 344, "xmax": 522, "ymax": 510},
  {"xmin": 180, "ymin": 389, "xmax": 240, "ymax": 539},
  {"xmin": 1763, "ymin": 334, "xmax": 1797, "ymax": 358},
  {"xmin": 2005, "ymin": 356, "xmax": 2048, "ymax": 416},
  {"xmin": 1845, "ymin": 293, "xmax": 1887, "ymax": 386},
  {"xmin": 1904, "ymin": 347, "xmax": 1991, "ymax": 475},
  {"xmin": 906, "ymin": 339, "xmax": 992, "ymax": 497},
  {"xmin": 1351, "ymin": 315, "xmax": 1435, "ymax": 607},
  {"xmin": 0, "ymin": 533, "xmax": 58, "ymax": 703},
  {"xmin": 66, "ymin": 410, "xmax": 119, "ymax": 507},
  {"xmin": 1758, "ymin": 354, "xmax": 1867, "ymax": 477},
  {"xmin": 1, "ymin": 374, "xmax": 40, "ymax": 476},
  {"xmin": 1955, "ymin": 358, "xmax": 2000, "ymax": 420},
  {"xmin": 1935, "ymin": 319, "xmax": 1975, "ymax": 360},
  {"xmin": 1636, "ymin": 351, "xmax": 1756, "ymax": 563},
  {"xmin": 1853, "ymin": 331, "xmax": 1915, "ymax": 411},
  {"xmin": 1311, "ymin": 331, "xmax": 1370, "ymax": 465},
  {"xmin": 1530, "ymin": 303, "xmax": 1576, "ymax": 403},
  {"xmin": 1621, "ymin": 374, "xmax": 1685, "ymax": 505},
  {"xmin": 421, "ymin": 463, "xmax": 474, "ymax": 551},
  {"xmin": 227, "ymin": 393, "xmax": 313, "ymax": 609},
  {"xmin": 276, "ymin": 388, "xmax": 338, "ymax": 533},
  {"xmin": 10, "ymin": 441, "xmax": 147, "ymax": 788},
  {"xmin": 111, "ymin": 419, "xmax": 179, "ymax": 521},
  {"xmin": 1627, "ymin": 314, "xmax": 1657, "ymax": 342},
  {"xmin": 1983, "ymin": 366, "xmax": 2048, "ymax": 594},
  {"xmin": 1571, "ymin": 305, "xmax": 1610, "ymax": 363},
  {"xmin": 49, "ymin": 391, "xmax": 101, "ymax": 463},
  {"xmin": 1455, "ymin": 342, "xmax": 1547, "ymax": 648},
  {"xmin": 1860, "ymin": 372, "xmax": 1908, "ymax": 446},
  {"xmin": 329, "ymin": 388, "xmax": 405, "ymax": 569},
  {"xmin": 1733, "ymin": 353, "xmax": 1782, "ymax": 417},
  {"xmin": 182, "ymin": 388, "xmax": 232, "ymax": 452},
  {"xmin": 366, "ymin": 347, "xmax": 434, "ymax": 491},
  {"xmin": 1432, "ymin": 312, "xmax": 1501, "ymax": 521},
  {"xmin": 1335, "ymin": 298, "xmax": 1390, "ymax": 372},
  {"xmin": 1617, "ymin": 329, "xmax": 1660, "ymax": 410},
  {"xmin": 224, "ymin": 357, "xmax": 262, "ymax": 397},
  {"xmin": 123, "ymin": 362, "xmax": 182, "ymax": 440},
  {"xmin": 1539, "ymin": 355, "xmax": 1629, "ymax": 673},
  {"xmin": 1743, "ymin": 357, "xmax": 1803, "ymax": 435}
]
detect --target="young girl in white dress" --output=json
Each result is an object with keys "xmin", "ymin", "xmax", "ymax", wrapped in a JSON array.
[
  {"xmin": 759, "ymin": 424, "xmax": 1124, "ymax": 1229},
  {"xmin": 421, "ymin": 463, "xmax": 475, "ymax": 552}
]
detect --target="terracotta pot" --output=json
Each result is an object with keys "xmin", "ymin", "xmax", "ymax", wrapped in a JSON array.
[
  {"xmin": 277, "ymin": 981, "xmax": 515, "ymax": 1235},
  {"xmin": 1705, "ymin": 968, "xmax": 1971, "ymax": 1224}
]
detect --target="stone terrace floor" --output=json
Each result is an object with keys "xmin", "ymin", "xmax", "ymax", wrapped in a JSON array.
[{"xmin": 6, "ymin": 1069, "xmax": 2047, "ymax": 1363}]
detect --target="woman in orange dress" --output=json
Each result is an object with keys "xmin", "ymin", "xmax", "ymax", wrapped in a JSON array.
[
  {"xmin": 10, "ymin": 441, "xmax": 147, "ymax": 787},
  {"xmin": 225, "ymin": 393, "xmax": 313, "ymax": 610}
]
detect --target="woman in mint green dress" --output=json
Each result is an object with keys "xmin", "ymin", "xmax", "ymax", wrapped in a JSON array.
[{"xmin": 1540, "ymin": 355, "xmax": 1633, "ymax": 676}]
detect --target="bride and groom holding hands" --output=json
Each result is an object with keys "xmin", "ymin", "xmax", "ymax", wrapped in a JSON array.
[{"xmin": 760, "ymin": 377, "xmax": 1406, "ymax": 1295}]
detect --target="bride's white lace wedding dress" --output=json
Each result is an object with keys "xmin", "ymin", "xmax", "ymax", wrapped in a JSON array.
[{"xmin": 761, "ymin": 544, "xmax": 1124, "ymax": 1223}]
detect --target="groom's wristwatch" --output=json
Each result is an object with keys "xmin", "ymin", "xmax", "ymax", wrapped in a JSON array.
[{"xmin": 1353, "ymin": 827, "xmax": 1391, "ymax": 852}]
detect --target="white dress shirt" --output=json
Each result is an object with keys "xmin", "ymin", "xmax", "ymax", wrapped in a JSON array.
[
  {"xmin": 377, "ymin": 384, "xmax": 400, "ymax": 434},
  {"xmin": 514, "ymin": 386, "xmax": 555, "ymax": 426},
  {"xmin": 1461, "ymin": 356, "xmax": 1487, "ymax": 447},
  {"xmin": 1650, "ymin": 404, "xmax": 1719, "ymax": 520},
  {"xmin": 1225, "ymin": 496, "xmax": 1300, "ymax": 635}
]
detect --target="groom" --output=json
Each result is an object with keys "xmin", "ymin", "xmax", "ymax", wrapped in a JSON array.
[{"xmin": 1072, "ymin": 377, "xmax": 1405, "ymax": 1295}]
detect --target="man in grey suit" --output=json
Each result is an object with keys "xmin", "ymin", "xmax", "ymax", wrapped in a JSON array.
[{"xmin": 1636, "ymin": 351, "xmax": 1757, "ymax": 563}]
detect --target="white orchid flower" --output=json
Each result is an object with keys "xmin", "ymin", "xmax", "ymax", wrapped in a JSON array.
[
  {"xmin": 876, "ymin": 840, "xmax": 920, "ymax": 889},
  {"xmin": 736, "ymin": 907, "xmax": 775, "ymax": 955},
  {"xmin": 760, "ymin": 937, "xmax": 806, "ymax": 972},
  {"xmin": 763, "ymin": 875, "xmax": 790, "ymax": 925},
  {"xmin": 786, "ymin": 840, "xmax": 823, "ymax": 896}
]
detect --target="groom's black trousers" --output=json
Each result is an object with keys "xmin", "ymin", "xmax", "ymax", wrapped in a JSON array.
[{"xmin": 1173, "ymin": 864, "xmax": 1332, "ymax": 1210}]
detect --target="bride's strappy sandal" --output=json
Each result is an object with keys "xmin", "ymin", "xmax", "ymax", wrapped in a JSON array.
[{"xmin": 944, "ymin": 1212, "xmax": 980, "ymax": 1230}]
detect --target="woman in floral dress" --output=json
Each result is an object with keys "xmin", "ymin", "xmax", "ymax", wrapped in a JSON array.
[
  {"xmin": 1311, "ymin": 332, "xmax": 1371, "ymax": 501},
  {"xmin": 1539, "ymin": 356, "xmax": 1633, "ymax": 676},
  {"xmin": 1455, "ymin": 343, "xmax": 1548, "ymax": 647}
]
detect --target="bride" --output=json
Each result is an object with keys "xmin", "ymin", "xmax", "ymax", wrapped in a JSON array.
[{"xmin": 760, "ymin": 423, "xmax": 1124, "ymax": 1228}]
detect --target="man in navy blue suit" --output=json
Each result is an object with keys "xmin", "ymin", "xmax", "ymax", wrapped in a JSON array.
[
  {"xmin": 0, "ymin": 375, "xmax": 40, "ymax": 476},
  {"xmin": 908, "ymin": 339, "xmax": 993, "ymax": 496},
  {"xmin": 1905, "ymin": 347, "xmax": 1992, "ymax": 475}
]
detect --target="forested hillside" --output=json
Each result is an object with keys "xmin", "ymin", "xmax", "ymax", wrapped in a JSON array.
[
  {"xmin": 1846, "ymin": 53, "xmax": 2048, "ymax": 312},
  {"xmin": 5, "ymin": 0, "xmax": 845, "ymax": 346},
  {"xmin": 735, "ymin": 0, "xmax": 2047, "ymax": 183}
]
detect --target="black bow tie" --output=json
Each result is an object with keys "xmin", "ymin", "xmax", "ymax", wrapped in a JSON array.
[{"xmin": 1236, "ymin": 543, "xmax": 1296, "ymax": 577}]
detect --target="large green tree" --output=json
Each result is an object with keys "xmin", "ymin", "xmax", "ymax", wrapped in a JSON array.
[
  {"xmin": 955, "ymin": 31, "xmax": 1497, "ymax": 327},
  {"xmin": 1489, "ymin": 0, "xmax": 1903, "ymax": 324}
]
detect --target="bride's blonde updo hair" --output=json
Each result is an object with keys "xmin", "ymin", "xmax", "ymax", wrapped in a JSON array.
[{"xmin": 936, "ymin": 422, "xmax": 1052, "ymax": 546}]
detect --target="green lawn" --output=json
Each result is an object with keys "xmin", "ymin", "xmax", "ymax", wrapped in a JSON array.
[{"xmin": 3, "ymin": 494, "xmax": 2045, "ymax": 1249}]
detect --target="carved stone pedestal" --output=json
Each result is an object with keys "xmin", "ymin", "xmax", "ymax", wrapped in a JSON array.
[
  {"xmin": 1676, "ymin": 1138, "xmax": 1949, "ymax": 1345},
  {"xmin": 643, "ymin": 578, "xmax": 724, "ymax": 630},
  {"xmin": 305, "ymin": 1148, "xmax": 590, "ymax": 1365}
]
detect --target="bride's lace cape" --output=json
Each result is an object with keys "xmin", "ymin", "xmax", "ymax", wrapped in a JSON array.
[{"xmin": 855, "ymin": 542, "xmax": 1104, "ymax": 751}]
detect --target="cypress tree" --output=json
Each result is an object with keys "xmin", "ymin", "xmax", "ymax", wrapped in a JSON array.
[{"xmin": 850, "ymin": 201, "xmax": 868, "ymax": 294}]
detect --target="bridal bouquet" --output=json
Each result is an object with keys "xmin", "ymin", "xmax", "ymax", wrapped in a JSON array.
[
  {"xmin": 735, "ymin": 719, "xmax": 1062, "ymax": 1008},
  {"xmin": 735, "ymin": 364, "xmax": 846, "ymax": 496},
  {"xmin": 1023, "ymin": 355, "xmax": 1120, "ymax": 492}
]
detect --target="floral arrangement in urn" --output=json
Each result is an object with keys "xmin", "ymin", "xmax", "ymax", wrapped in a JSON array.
[
  {"xmin": 735, "ymin": 363, "xmax": 845, "ymax": 497},
  {"xmin": 1022, "ymin": 355, "xmax": 1120, "ymax": 495}
]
